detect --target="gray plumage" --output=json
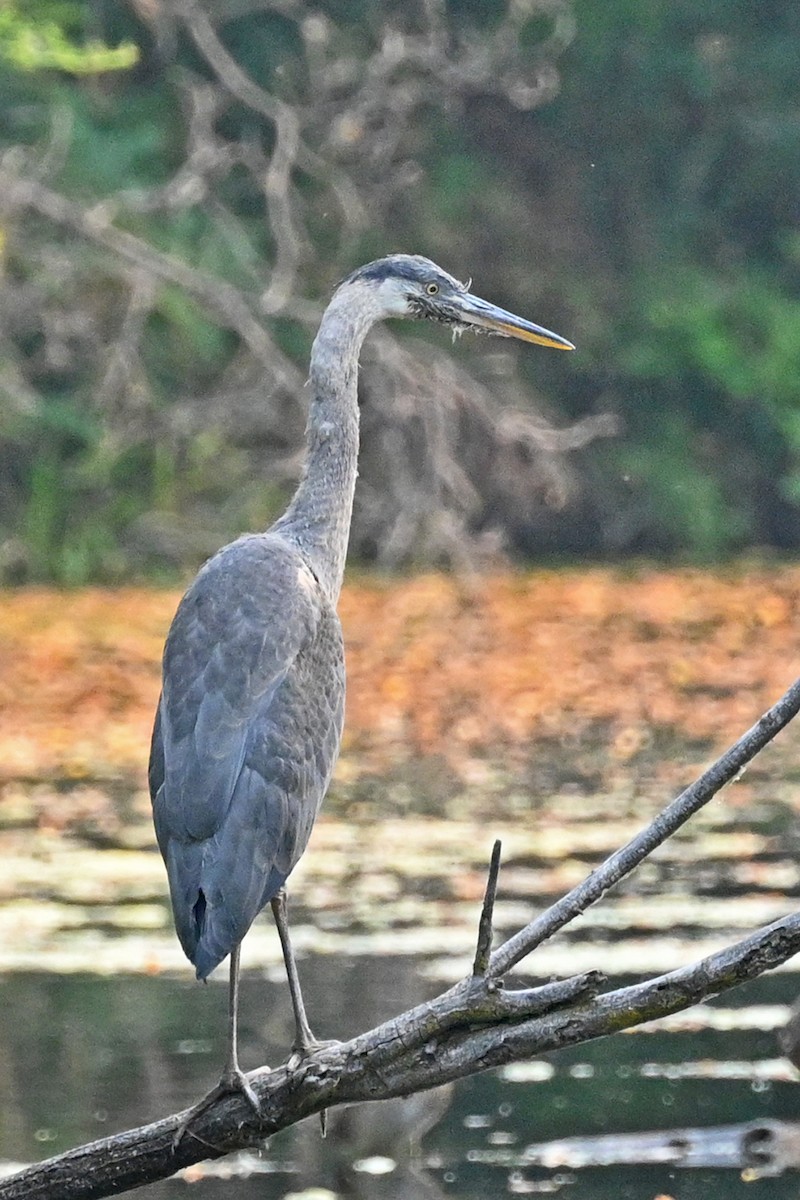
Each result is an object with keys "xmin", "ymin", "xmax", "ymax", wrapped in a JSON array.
[
  {"xmin": 149, "ymin": 256, "xmax": 573, "ymax": 1120},
  {"xmin": 150, "ymin": 533, "xmax": 344, "ymax": 978}
]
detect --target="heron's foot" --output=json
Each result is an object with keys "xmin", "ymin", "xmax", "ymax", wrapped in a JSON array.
[
  {"xmin": 173, "ymin": 1066, "xmax": 263, "ymax": 1150},
  {"xmin": 287, "ymin": 1035, "xmax": 341, "ymax": 1071},
  {"xmin": 286, "ymin": 1037, "xmax": 341, "ymax": 1139}
]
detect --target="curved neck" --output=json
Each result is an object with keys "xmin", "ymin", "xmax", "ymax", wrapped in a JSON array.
[{"xmin": 273, "ymin": 284, "xmax": 376, "ymax": 602}]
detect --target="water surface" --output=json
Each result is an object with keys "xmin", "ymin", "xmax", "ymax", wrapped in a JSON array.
[
  {"xmin": 1, "ymin": 960, "xmax": 799, "ymax": 1198},
  {"xmin": 2, "ymin": 750, "xmax": 800, "ymax": 1197}
]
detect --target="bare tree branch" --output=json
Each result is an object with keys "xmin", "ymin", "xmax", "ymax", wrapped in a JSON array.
[
  {"xmin": 0, "ymin": 1, "xmax": 617, "ymax": 575},
  {"xmin": 174, "ymin": 0, "xmax": 365, "ymax": 289},
  {"xmin": 472, "ymin": 838, "xmax": 502, "ymax": 977},
  {"xmin": 1, "ymin": 914, "xmax": 797, "ymax": 1200},
  {"xmin": 490, "ymin": 674, "xmax": 800, "ymax": 976},
  {"xmin": 0, "ymin": 164, "xmax": 299, "ymax": 386},
  {"xmin": 1, "ymin": 678, "xmax": 799, "ymax": 1199}
]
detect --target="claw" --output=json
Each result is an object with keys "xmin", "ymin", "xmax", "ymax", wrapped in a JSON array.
[
  {"xmin": 285, "ymin": 1037, "xmax": 340, "ymax": 1139},
  {"xmin": 173, "ymin": 1066, "xmax": 262, "ymax": 1149}
]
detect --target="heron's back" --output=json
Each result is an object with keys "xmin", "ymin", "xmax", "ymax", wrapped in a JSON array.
[{"xmin": 149, "ymin": 533, "xmax": 345, "ymax": 978}]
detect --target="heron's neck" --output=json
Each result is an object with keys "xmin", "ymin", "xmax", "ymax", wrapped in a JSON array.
[{"xmin": 273, "ymin": 287, "xmax": 375, "ymax": 603}]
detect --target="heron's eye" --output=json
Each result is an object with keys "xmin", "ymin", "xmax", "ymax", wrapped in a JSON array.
[{"xmin": 426, "ymin": 282, "xmax": 439, "ymax": 296}]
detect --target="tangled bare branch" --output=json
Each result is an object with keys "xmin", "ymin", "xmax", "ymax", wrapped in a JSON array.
[{"xmin": 1, "ymin": 0, "xmax": 611, "ymax": 577}]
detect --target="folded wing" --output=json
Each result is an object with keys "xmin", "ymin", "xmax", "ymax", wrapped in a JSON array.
[{"xmin": 149, "ymin": 533, "xmax": 345, "ymax": 978}]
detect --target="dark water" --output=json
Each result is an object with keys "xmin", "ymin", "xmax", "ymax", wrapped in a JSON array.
[{"xmin": 2, "ymin": 955, "xmax": 799, "ymax": 1199}]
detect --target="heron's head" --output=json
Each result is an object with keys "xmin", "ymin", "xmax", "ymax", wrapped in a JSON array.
[{"xmin": 341, "ymin": 254, "xmax": 575, "ymax": 351}]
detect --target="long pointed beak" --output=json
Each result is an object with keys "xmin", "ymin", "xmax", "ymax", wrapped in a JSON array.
[{"xmin": 451, "ymin": 291, "xmax": 575, "ymax": 351}]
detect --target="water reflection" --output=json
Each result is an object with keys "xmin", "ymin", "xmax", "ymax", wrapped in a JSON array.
[
  {"xmin": 291, "ymin": 1092, "xmax": 453, "ymax": 1199},
  {"xmin": 2, "ymin": 958, "xmax": 800, "ymax": 1198}
]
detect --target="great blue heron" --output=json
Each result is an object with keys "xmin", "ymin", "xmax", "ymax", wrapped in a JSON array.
[{"xmin": 149, "ymin": 254, "xmax": 574, "ymax": 1130}]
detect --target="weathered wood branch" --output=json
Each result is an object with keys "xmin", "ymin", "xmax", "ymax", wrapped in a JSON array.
[
  {"xmin": 1, "ymin": 678, "xmax": 799, "ymax": 1200},
  {"xmin": 491, "ymin": 675, "xmax": 800, "ymax": 975},
  {"xmin": 2, "ymin": 914, "xmax": 799, "ymax": 1200}
]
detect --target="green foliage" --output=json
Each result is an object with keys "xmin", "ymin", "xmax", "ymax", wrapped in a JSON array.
[
  {"xmin": 15, "ymin": 399, "xmax": 130, "ymax": 584},
  {"xmin": 614, "ymin": 411, "xmax": 751, "ymax": 558},
  {"xmin": 59, "ymin": 90, "xmax": 170, "ymax": 195},
  {"xmin": 626, "ymin": 269, "xmax": 800, "ymax": 427},
  {"xmin": 549, "ymin": 0, "xmax": 800, "ymax": 553},
  {"xmin": 143, "ymin": 287, "xmax": 238, "ymax": 393},
  {"xmin": 0, "ymin": 3, "xmax": 137, "ymax": 75}
]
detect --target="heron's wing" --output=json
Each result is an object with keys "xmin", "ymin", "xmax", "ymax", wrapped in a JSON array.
[
  {"xmin": 151, "ymin": 533, "xmax": 330, "ymax": 845},
  {"xmin": 149, "ymin": 533, "xmax": 344, "ymax": 975}
]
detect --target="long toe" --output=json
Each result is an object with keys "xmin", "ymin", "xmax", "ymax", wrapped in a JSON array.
[
  {"xmin": 173, "ymin": 1067, "xmax": 263, "ymax": 1149},
  {"xmin": 219, "ymin": 1065, "xmax": 261, "ymax": 1115}
]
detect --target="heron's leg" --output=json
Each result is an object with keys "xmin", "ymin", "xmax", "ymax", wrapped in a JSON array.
[
  {"xmin": 173, "ymin": 943, "xmax": 261, "ymax": 1148},
  {"xmin": 270, "ymin": 889, "xmax": 318, "ymax": 1052},
  {"xmin": 218, "ymin": 942, "xmax": 260, "ymax": 1092},
  {"xmin": 271, "ymin": 890, "xmax": 339, "ymax": 1138}
]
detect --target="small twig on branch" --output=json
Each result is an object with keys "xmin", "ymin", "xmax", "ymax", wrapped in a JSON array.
[
  {"xmin": 472, "ymin": 838, "xmax": 502, "ymax": 977},
  {"xmin": 490, "ymin": 676, "xmax": 800, "ymax": 977}
]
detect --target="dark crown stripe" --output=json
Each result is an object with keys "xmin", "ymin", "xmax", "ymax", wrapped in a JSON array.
[{"xmin": 342, "ymin": 255, "xmax": 438, "ymax": 287}]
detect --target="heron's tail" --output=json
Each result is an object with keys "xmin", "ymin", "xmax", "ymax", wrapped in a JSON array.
[
  {"xmin": 166, "ymin": 842, "xmax": 289, "ymax": 980},
  {"xmin": 164, "ymin": 842, "xmax": 234, "ymax": 979},
  {"xmin": 191, "ymin": 870, "xmax": 288, "ymax": 979},
  {"xmin": 180, "ymin": 883, "xmax": 237, "ymax": 980},
  {"xmin": 189, "ymin": 890, "xmax": 219, "ymax": 980}
]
